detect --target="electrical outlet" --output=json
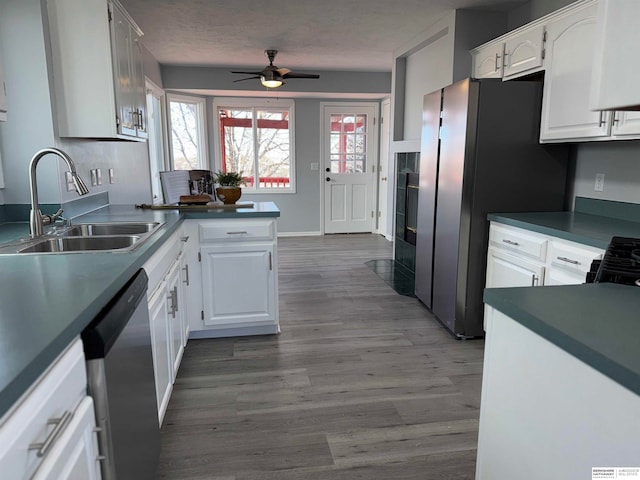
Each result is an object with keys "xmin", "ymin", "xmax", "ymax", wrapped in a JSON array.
[
  {"xmin": 65, "ymin": 171, "xmax": 75, "ymax": 192},
  {"xmin": 90, "ymin": 169, "xmax": 98, "ymax": 186},
  {"xmin": 96, "ymin": 168, "xmax": 102, "ymax": 185},
  {"xmin": 109, "ymin": 168, "xmax": 115, "ymax": 184},
  {"xmin": 595, "ymin": 173, "xmax": 605, "ymax": 192}
]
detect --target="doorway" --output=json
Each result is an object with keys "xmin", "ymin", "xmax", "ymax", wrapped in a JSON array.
[{"xmin": 321, "ymin": 103, "xmax": 379, "ymax": 234}]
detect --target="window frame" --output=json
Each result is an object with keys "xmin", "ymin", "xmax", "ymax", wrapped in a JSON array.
[
  {"xmin": 212, "ymin": 97, "xmax": 296, "ymax": 194},
  {"xmin": 166, "ymin": 93, "xmax": 208, "ymax": 171}
]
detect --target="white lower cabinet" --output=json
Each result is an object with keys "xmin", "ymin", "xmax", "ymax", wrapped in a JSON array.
[
  {"xmin": 32, "ymin": 397, "xmax": 101, "ymax": 480},
  {"xmin": 0, "ymin": 339, "xmax": 101, "ymax": 479},
  {"xmin": 485, "ymin": 221, "xmax": 604, "ymax": 329},
  {"xmin": 143, "ymin": 226, "xmax": 188, "ymax": 425},
  {"xmin": 486, "ymin": 247, "xmax": 544, "ymax": 289},
  {"xmin": 186, "ymin": 218, "xmax": 280, "ymax": 337},
  {"xmin": 147, "ymin": 279, "xmax": 172, "ymax": 425},
  {"xmin": 201, "ymin": 243, "xmax": 276, "ymax": 327}
]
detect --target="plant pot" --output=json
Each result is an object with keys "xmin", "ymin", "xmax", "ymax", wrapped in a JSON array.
[{"xmin": 215, "ymin": 186, "xmax": 242, "ymax": 205}]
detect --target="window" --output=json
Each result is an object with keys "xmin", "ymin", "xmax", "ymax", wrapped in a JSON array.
[
  {"xmin": 214, "ymin": 98, "xmax": 295, "ymax": 192},
  {"xmin": 167, "ymin": 94, "xmax": 207, "ymax": 170}
]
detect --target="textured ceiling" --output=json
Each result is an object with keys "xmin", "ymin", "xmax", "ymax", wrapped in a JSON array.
[{"xmin": 120, "ymin": 0, "xmax": 526, "ymax": 72}]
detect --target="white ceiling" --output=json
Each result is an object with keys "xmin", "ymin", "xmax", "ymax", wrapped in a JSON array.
[{"xmin": 120, "ymin": 0, "xmax": 526, "ymax": 72}]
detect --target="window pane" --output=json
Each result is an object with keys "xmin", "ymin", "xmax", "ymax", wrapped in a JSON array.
[
  {"xmin": 219, "ymin": 108, "xmax": 255, "ymax": 185},
  {"xmin": 256, "ymin": 110, "xmax": 290, "ymax": 188},
  {"xmin": 169, "ymin": 100, "xmax": 202, "ymax": 170}
]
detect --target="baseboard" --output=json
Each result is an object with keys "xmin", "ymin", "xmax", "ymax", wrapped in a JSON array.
[
  {"xmin": 189, "ymin": 324, "xmax": 280, "ymax": 339},
  {"xmin": 277, "ymin": 231, "xmax": 322, "ymax": 237}
]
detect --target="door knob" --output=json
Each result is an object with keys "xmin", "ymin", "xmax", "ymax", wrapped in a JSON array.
[
  {"xmin": 326, "ymin": 177, "xmax": 332, "ymax": 182},
  {"xmin": 325, "ymin": 167, "xmax": 330, "ymax": 172}
]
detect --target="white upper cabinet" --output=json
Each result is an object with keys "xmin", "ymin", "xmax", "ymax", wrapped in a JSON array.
[
  {"xmin": 502, "ymin": 25, "xmax": 545, "ymax": 79},
  {"xmin": 0, "ymin": 50, "xmax": 6, "ymax": 121},
  {"xmin": 539, "ymin": 2, "xmax": 607, "ymax": 142},
  {"xmin": 46, "ymin": 0, "xmax": 147, "ymax": 140},
  {"xmin": 590, "ymin": 0, "xmax": 640, "ymax": 111},
  {"xmin": 472, "ymin": 42, "xmax": 504, "ymax": 79}
]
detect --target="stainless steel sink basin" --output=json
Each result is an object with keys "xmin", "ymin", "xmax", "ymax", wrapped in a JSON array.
[
  {"xmin": 59, "ymin": 222, "xmax": 161, "ymax": 237},
  {"xmin": 18, "ymin": 235, "xmax": 142, "ymax": 253}
]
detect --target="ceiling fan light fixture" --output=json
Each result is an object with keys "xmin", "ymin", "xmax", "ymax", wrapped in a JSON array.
[{"xmin": 260, "ymin": 72, "xmax": 283, "ymax": 89}]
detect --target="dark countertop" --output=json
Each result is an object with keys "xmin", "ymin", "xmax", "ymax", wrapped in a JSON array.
[
  {"xmin": 488, "ymin": 211, "xmax": 640, "ymax": 249},
  {"xmin": 0, "ymin": 202, "xmax": 280, "ymax": 418},
  {"xmin": 484, "ymin": 283, "xmax": 640, "ymax": 396}
]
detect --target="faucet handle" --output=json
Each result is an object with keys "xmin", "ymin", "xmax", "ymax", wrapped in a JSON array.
[{"xmin": 42, "ymin": 208, "xmax": 64, "ymax": 226}]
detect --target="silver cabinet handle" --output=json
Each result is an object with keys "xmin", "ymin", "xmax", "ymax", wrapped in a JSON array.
[
  {"xmin": 182, "ymin": 264, "xmax": 190, "ymax": 286},
  {"xmin": 531, "ymin": 274, "xmax": 539, "ymax": 287},
  {"xmin": 598, "ymin": 111, "xmax": 606, "ymax": 127},
  {"xmin": 167, "ymin": 289, "xmax": 176, "ymax": 318},
  {"xmin": 495, "ymin": 53, "xmax": 501, "ymax": 72},
  {"xmin": 173, "ymin": 286, "xmax": 178, "ymax": 313},
  {"xmin": 226, "ymin": 231, "xmax": 247, "ymax": 235},
  {"xmin": 269, "ymin": 252, "xmax": 273, "ymax": 271},
  {"xmin": 557, "ymin": 256, "xmax": 579, "ymax": 265},
  {"xmin": 29, "ymin": 410, "xmax": 73, "ymax": 457},
  {"xmin": 502, "ymin": 239, "xmax": 520, "ymax": 246},
  {"xmin": 180, "ymin": 236, "xmax": 190, "ymax": 243},
  {"xmin": 612, "ymin": 112, "xmax": 619, "ymax": 125}
]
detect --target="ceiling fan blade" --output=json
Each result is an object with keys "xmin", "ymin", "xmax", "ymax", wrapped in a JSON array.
[
  {"xmin": 233, "ymin": 76, "xmax": 261, "ymax": 83},
  {"xmin": 231, "ymin": 70, "xmax": 264, "ymax": 75},
  {"xmin": 282, "ymin": 72, "xmax": 320, "ymax": 79},
  {"xmin": 275, "ymin": 67, "xmax": 291, "ymax": 76}
]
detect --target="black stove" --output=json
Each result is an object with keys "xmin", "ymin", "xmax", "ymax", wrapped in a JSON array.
[{"xmin": 586, "ymin": 236, "xmax": 640, "ymax": 287}]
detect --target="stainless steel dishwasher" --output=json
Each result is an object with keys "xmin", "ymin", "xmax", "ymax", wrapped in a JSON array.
[{"xmin": 82, "ymin": 269, "xmax": 160, "ymax": 479}]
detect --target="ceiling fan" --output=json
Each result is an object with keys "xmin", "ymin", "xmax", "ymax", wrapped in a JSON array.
[{"xmin": 231, "ymin": 50, "xmax": 320, "ymax": 89}]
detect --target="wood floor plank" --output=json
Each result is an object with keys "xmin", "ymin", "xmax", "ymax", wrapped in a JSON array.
[{"xmin": 157, "ymin": 234, "xmax": 484, "ymax": 479}]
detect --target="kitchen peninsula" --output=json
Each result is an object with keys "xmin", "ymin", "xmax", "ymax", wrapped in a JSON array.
[{"xmin": 0, "ymin": 201, "xmax": 280, "ymax": 421}]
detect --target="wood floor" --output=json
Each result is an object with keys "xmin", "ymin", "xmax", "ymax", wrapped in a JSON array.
[{"xmin": 157, "ymin": 234, "xmax": 485, "ymax": 479}]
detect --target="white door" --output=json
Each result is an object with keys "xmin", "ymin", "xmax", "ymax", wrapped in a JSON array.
[
  {"xmin": 377, "ymin": 99, "xmax": 391, "ymax": 238},
  {"xmin": 322, "ymin": 104, "xmax": 378, "ymax": 234}
]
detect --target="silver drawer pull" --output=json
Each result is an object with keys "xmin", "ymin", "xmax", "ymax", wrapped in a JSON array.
[
  {"xmin": 29, "ymin": 410, "xmax": 73, "ymax": 457},
  {"xmin": 502, "ymin": 239, "xmax": 520, "ymax": 246},
  {"xmin": 557, "ymin": 256, "xmax": 579, "ymax": 265},
  {"xmin": 182, "ymin": 264, "xmax": 190, "ymax": 286},
  {"xmin": 531, "ymin": 274, "xmax": 539, "ymax": 287},
  {"xmin": 180, "ymin": 236, "xmax": 190, "ymax": 243},
  {"xmin": 226, "ymin": 231, "xmax": 247, "ymax": 235}
]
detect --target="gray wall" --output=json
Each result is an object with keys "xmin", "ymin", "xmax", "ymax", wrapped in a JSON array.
[{"xmin": 0, "ymin": 0, "xmax": 155, "ymax": 211}]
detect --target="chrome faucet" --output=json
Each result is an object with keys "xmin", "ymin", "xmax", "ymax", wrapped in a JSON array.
[{"xmin": 29, "ymin": 148, "xmax": 90, "ymax": 238}]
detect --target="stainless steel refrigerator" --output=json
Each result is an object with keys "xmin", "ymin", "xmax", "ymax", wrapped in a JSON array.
[{"xmin": 415, "ymin": 78, "xmax": 568, "ymax": 338}]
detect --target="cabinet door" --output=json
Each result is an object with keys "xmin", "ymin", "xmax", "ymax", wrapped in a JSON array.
[
  {"xmin": 486, "ymin": 247, "xmax": 544, "ymax": 289},
  {"xmin": 503, "ymin": 26, "xmax": 545, "ymax": 78},
  {"xmin": 201, "ymin": 244, "xmax": 276, "ymax": 327},
  {"xmin": 611, "ymin": 111, "xmax": 640, "ymax": 137},
  {"xmin": 590, "ymin": 0, "xmax": 640, "ymax": 111},
  {"xmin": 166, "ymin": 261, "xmax": 184, "ymax": 381},
  {"xmin": 31, "ymin": 397, "xmax": 101, "ymax": 480},
  {"xmin": 473, "ymin": 43, "xmax": 504, "ymax": 79},
  {"xmin": 131, "ymin": 34, "xmax": 148, "ymax": 138},
  {"xmin": 539, "ymin": 3, "xmax": 610, "ymax": 142},
  {"xmin": 109, "ymin": 2, "xmax": 136, "ymax": 137},
  {"xmin": 148, "ymin": 283, "xmax": 172, "ymax": 425}
]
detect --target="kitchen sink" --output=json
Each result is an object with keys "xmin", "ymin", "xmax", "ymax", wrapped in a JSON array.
[
  {"xmin": 17, "ymin": 235, "xmax": 142, "ymax": 253},
  {"xmin": 59, "ymin": 222, "xmax": 162, "ymax": 237},
  {"xmin": 0, "ymin": 221, "xmax": 167, "ymax": 254}
]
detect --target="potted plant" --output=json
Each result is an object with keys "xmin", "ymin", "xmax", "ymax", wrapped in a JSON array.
[{"xmin": 213, "ymin": 170, "xmax": 245, "ymax": 204}]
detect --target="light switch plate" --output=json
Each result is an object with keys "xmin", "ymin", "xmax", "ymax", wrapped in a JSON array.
[
  {"xmin": 109, "ymin": 168, "xmax": 115, "ymax": 184},
  {"xmin": 310, "ymin": 163, "xmax": 319, "ymax": 171},
  {"xmin": 96, "ymin": 168, "xmax": 102, "ymax": 186},
  {"xmin": 90, "ymin": 169, "xmax": 98, "ymax": 186}
]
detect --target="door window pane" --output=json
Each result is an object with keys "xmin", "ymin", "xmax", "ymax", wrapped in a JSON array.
[{"xmin": 328, "ymin": 113, "xmax": 368, "ymax": 173}]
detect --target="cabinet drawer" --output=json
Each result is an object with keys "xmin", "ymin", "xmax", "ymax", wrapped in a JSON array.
[
  {"xmin": 0, "ymin": 338, "xmax": 87, "ymax": 479},
  {"xmin": 548, "ymin": 240, "xmax": 604, "ymax": 274},
  {"xmin": 489, "ymin": 224, "xmax": 547, "ymax": 261},
  {"xmin": 199, "ymin": 219, "xmax": 275, "ymax": 242}
]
